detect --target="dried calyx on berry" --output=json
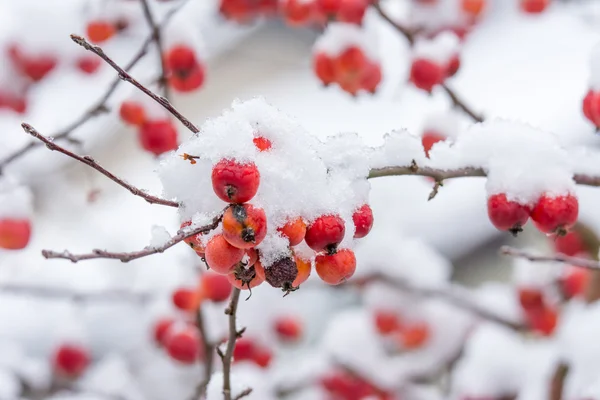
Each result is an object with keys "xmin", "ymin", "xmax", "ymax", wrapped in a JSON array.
[{"xmin": 265, "ymin": 256, "xmax": 299, "ymax": 294}]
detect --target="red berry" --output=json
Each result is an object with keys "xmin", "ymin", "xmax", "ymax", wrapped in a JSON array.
[
  {"xmin": 86, "ymin": 21, "xmax": 116, "ymax": 43},
  {"xmin": 172, "ymin": 287, "xmax": 200, "ymax": 311},
  {"xmin": 282, "ymin": 0, "xmax": 315, "ymax": 26},
  {"xmin": 180, "ymin": 221, "xmax": 206, "ymax": 256},
  {"xmin": 518, "ymin": 287, "xmax": 544, "ymax": 311},
  {"xmin": 305, "ymin": 215, "xmax": 345, "ymax": 252},
  {"xmin": 445, "ymin": 55, "xmax": 461, "ymax": 77},
  {"xmin": 561, "ymin": 266, "xmax": 590, "ymax": 299},
  {"xmin": 487, "ymin": 193, "xmax": 531, "ymax": 235},
  {"xmin": 374, "ymin": 310, "xmax": 402, "ymax": 335},
  {"xmin": 352, "ymin": 204, "xmax": 374, "ymax": 239},
  {"xmin": 583, "ymin": 90, "xmax": 600, "ymax": 127},
  {"xmin": 169, "ymin": 65, "xmax": 205, "ymax": 93},
  {"xmin": 222, "ymin": 204, "xmax": 267, "ymax": 249},
  {"xmin": 252, "ymin": 347, "xmax": 273, "ymax": 368},
  {"xmin": 315, "ymin": 248, "xmax": 356, "ymax": 285},
  {"xmin": 233, "ymin": 337, "xmax": 256, "ymax": 361},
  {"xmin": 520, "ymin": 0, "xmax": 549, "ymax": 14},
  {"xmin": 165, "ymin": 328, "xmax": 201, "ymax": 364},
  {"xmin": 337, "ymin": 0, "xmax": 369, "ymax": 24},
  {"xmin": 316, "ymin": 0, "xmax": 341, "ymax": 15},
  {"xmin": 211, "ymin": 159, "xmax": 260, "ymax": 203},
  {"xmin": 397, "ymin": 322, "xmax": 430, "ymax": 349},
  {"xmin": 199, "ymin": 272, "xmax": 233, "ymax": 302},
  {"xmin": 0, "ymin": 218, "xmax": 31, "ymax": 250},
  {"xmin": 76, "ymin": 56, "xmax": 101, "ymax": 74},
  {"xmin": 421, "ymin": 131, "xmax": 446, "ymax": 158},
  {"xmin": 227, "ymin": 261, "xmax": 266, "ymax": 290},
  {"xmin": 292, "ymin": 252, "xmax": 312, "ymax": 288},
  {"xmin": 278, "ymin": 217, "xmax": 307, "ymax": 246},
  {"xmin": 153, "ymin": 317, "xmax": 175, "ymax": 345},
  {"xmin": 274, "ymin": 316, "xmax": 303, "ymax": 342},
  {"xmin": 360, "ymin": 62, "xmax": 382, "ymax": 94},
  {"xmin": 461, "ymin": 0, "xmax": 486, "ymax": 17},
  {"xmin": 552, "ymin": 230, "xmax": 587, "ymax": 257},
  {"xmin": 205, "ymin": 234, "xmax": 245, "ymax": 274},
  {"xmin": 410, "ymin": 58, "xmax": 445, "ymax": 92},
  {"xmin": 0, "ymin": 92, "xmax": 27, "ymax": 114},
  {"xmin": 531, "ymin": 194, "xmax": 578, "ymax": 235},
  {"xmin": 526, "ymin": 306, "xmax": 557, "ymax": 336},
  {"xmin": 253, "ymin": 136, "xmax": 272, "ymax": 151},
  {"xmin": 53, "ymin": 344, "xmax": 90, "ymax": 378},
  {"xmin": 10, "ymin": 46, "xmax": 58, "ymax": 82},
  {"xmin": 165, "ymin": 46, "xmax": 205, "ymax": 92},
  {"xmin": 119, "ymin": 101, "xmax": 146, "ymax": 127},
  {"xmin": 314, "ymin": 52, "xmax": 336, "ymax": 86},
  {"xmin": 138, "ymin": 120, "xmax": 178, "ymax": 156}
]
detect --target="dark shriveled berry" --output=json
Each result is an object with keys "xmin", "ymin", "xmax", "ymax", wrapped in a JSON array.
[{"xmin": 265, "ymin": 257, "xmax": 298, "ymax": 292}]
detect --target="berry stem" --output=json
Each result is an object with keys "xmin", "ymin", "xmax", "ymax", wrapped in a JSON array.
[
  {"xmin": 21, "ymin": 123, "xmax": 180, "ymax": 208},
  {"xmin": 501, "ymin": 246, "xmax": 600, "ymax": 271},
  {"xmin": 38, "ymin": 208, "xmax": 225, "ymax": 263},
  {"xmin": 0, "ymin": 1, "xmax": 187, "ymax": 175},
  {"xmin": 70, "ymin": 33, "xmax": 199, "ymax": 133}
]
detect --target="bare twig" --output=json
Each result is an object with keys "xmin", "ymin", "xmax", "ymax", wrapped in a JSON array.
[
  {"xmin": 441, "ymin": 85, "xmax": 485, "ymax": 123},
  {"xmin": 500, "ymin": 246, "xmax": 600, "ymax": 271},
  {"xmin": 40, "ymin": 211, "xmax": 224, "ymax": 263},
  {"xmin": 139, "ymin": 0, "xmax": 170, "ymax": 99},
  {"xmin": 372, "ymin": 1, "xmax": 416, "ymax": 45},
  {"xmin": 233, "ymin": 388, "xmax": 253, "ymax": 400},
  {"xmin": 0, "ymin": 284, "xmax": 153, "ymax": 303},
  {"xmin": 219, "ymin": 288, "xmax": 248, "ymax": 400},
  {"xmin": 190, "ymin": 305, "xmax": 215, "ymax": 400},
  {"xmin": 21, "ymin": 123, "xmax": 179, "ymax": 207},
  {"xmin": 70, "ymin": 35, "xmax": 199, "ymax": 134},
  {"xmin": 549, "ymin": 363, "xmax": 569, "ymax": 400},
  {"xmin": 0, "ymin": 2, "xmax": 186, "ymax": 174}
]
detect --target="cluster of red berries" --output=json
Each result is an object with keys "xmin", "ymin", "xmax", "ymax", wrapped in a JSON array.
[
  {"xmin": 119, "ymin": 100, "xmax": 178, "ymax": 156},
  {"xmin": 517, "ymin": 286, "xmax": 557, "ymax": 336},
  {"xmin": 373, "ymin": 309, "xmax": 430, "ymax": 350},
  {"xmin": 314, "ymin": 47, "xmax": 382, "ymax": 96},
  {"xmin": 52, "ymin": 343, "xmax": 90, "ymax": 380},
  {"xmin": 0, "ymin": 218, "xmax": 31, "ymax": 250},
  {"xmin": 552, "ymin": 230, "xmax": 591, "ymax": 300},
  {"xmin": 487, "ymin": 193, "xmax": 578, "ymax": 237},
  {"xmin": 410, "ymin": 49, "xmax": 460, "ymax": 93},
  {"xmin": 320, "ymin": 369, "xmax": 393, "ymax": 400},
  {"xmin": 219, "ymin": 0, "xmax": 279, "ymax": 23},
  {"xmin": 164, "ymin": 45, "xmax": 205, "ymax": 93}
]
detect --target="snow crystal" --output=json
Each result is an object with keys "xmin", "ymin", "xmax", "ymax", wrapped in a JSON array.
[
  {"xmin": 150, "ymin": 225, "xmax": 171, "ymax": 248},
  {"xmin": 313, "ymin": 22, "xmax": 379, "ymax": 60},
  {"xmin": 413, "ymin": 31, "xmax": 460, "ymax": 64}
]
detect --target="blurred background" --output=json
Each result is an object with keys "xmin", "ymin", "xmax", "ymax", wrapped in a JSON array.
[{"xmin": 1, "ymin": 0, "xmax": 600, "ymax": 399}]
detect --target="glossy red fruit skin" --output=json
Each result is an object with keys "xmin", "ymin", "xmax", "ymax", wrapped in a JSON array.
[
  {"xmin": 421, "ymin": 131, "xmax": 446, "ymax": 158},
  {"xmin": 76, "ymin": 56, "xmax": 101, "ymax": 74},
  {"xmin": 315, "ymin": 249, "xmax": 357, "ymax": 285},
  {"xmin": 205, "ymin": 234, "xmax": 245, "ymax": 275},
  {"xmin": 211, "ymin": 159, "xmax": 260, "ymax": 204},
  {"xmin": 274, "ymin": 316, "xmax": 303, "ymax": 342},
  {"xmin": 164, "ymin": 45, "xmax": 205, "ymax": 93},
  {"xmin": 180, "ymin": 221, "xmax": 206, "ymax": 255},
  {"xmin": 305, "ymin": 215, "xmax": 346, "ymax": 252},
  {"xmin": 119, "ymin": 101, "xmax": 146, "ymax": 127},
  {"xmin": 165, "ymin": 329, "xmax": 201, "ymax": 364},
  {"xmin": 172, "ymin": 288, "xmax": 198, "ymax": 311},
  {"xmin": 277, "ymin": 217, "xmax": 306, "ymax": 246},
  {"xmin": 487, "ymin": 193, "xmax": 531, "ymax": 235},
  {"xmin": 520, "ymin": 0, "xmax": 549, "ymax": 14},
  {"xmin": 233, "ymin": 337, "xmax": 256, "ymax": 361},
  {"xmin": 199, "ymin": 272, "xmax": 233, "ymax": 302},
  {"xmin": 552, "ymin": 230, "xmax": 587, "ymax": 257},
  {"xmin": 531, "ymin": 194, "xmax": 578, "ymax": 235},
  {"xmin": 0, "ymin": 218, "xmax": 31, "ymax": 250},
  {"xmin": 169, "ymin": 65, "xmax": 205, "ymax": 92},
  {"xmin": 153, "ymin": 317, "xmax": 175, "ymax": 345},
  {"xmin": 222, "ymin": 204, "xmax": 268, "ymax": 249},
  {"xmin": 410, "ymin": 58, "xmax": 445, "ymax": 92},
  {"xmin": 138, "ymin": 120, "xmax": 178, "ymax": 156},
  {"xmin": 352, "ymin": 204, "xmax": 374, "ymax": 238},
  {"xmin": 53, "ymin": 344, "xmax": 90, "ymax": 378}
]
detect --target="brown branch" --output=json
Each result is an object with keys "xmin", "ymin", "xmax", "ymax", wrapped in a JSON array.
[
  {"xmin": 441, "ymin": 85, "xmax": 484, "ymax": 123},
  {"xmin": 233, "ymin": 389, "xmax": 253, "ymax": 400},
  {"xmin": 500, "ymin": 246, "xmax": 600, "ymax": 271},
  {"xmin": 350, "ymin": 274, "xmax": 527, "ymax": 331},
  {"xmin": 139, "ymin": 0, "xmax": 170, "ymax": 99},
  {"xmin": 549, "ymin": 363, "xmax": 569, "ymax": 400},
  {"xmin": 219, "ymin": 288, "xmax": 249, "ymax": 400},
  {"xmin": 0, "ymin": 284, "xmax": 153, "ymax": 303},
  {"xmin": 21, "ymin": 123, "xmax": 179, "ymax": 207},
  {"xmin": 39, "ymin": 211, "xmax": 223, "ymax": 263},
  {"xmin": 0, "ymin": 3, "xmax": 186, "ymax": 174},
  {"xmin": 371, "ymin": 1, "xmax": 415, "ymax": 45},
  {"xmin": 70, "ymin": 35, "xmax": 199, "ymax": 134},
  {"xmin": 190, "ymin": 305, "xmax": 215, "ymax": 400}
]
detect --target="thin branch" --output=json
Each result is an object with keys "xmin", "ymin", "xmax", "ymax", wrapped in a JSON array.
[
  {"xmin": 139, "ymin": 0, "xmax": 170, "ymax": 99},
  {"xmin": 220, "ymin": 288, "xmax": 246, "ymax": 400},
  {"xmin": 0, "ymin": 284, "xmax": 153, "ymax": 303},
  {"xmin": 441, "ymin": 85, "xmax": 485, "ymax": 123},
  {"xmin": 500, "ymin": 246, "xmax": 600, "ymax": 271},
  {"xmin": 21, "ymin": 123, "xmax": 179, "ymax": 207},
  {"xmin": 0, "ymin": 2, "xmax": 186, "ymax": 174},
  {"xmin": 70, "ymin": 35, "xmax": 199, "ymax": 134},
  {"xmin": 371, "ymin": 1, "xmax": 415, "ymax": 45},
  {"xmin": 549, "ymin": 363, "xmax": 569, "ymax": 400},
  {"xmin": 190, "ymin": 305, "xmax": 215, "ymax": 400},
  {"xmin": 40, "ymin": 211, "xmax": 224, "ymax": 263},
  {"xmin": 350, "ymin": 274, "xmax": 527, "ymax": 331},
  {"xmin": 233, "ymin": 388, "xmax": 253, "ymax": 400}
]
